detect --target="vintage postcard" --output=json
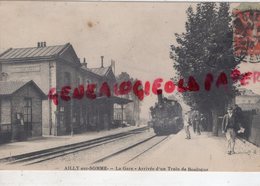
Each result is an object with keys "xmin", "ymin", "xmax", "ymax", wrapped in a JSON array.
[{"xmin": 0, "ymin": 1, "xmax": 259, "ymax": 172}]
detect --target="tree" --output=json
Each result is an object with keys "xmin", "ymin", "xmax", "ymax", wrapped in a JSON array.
[
  {"xmin": 116, "ymin": 72, "xmax": 142, "ymax": 124},
  {"xmin": 170, "ymin": 3, "xmax": 240, "ymax": 135}
]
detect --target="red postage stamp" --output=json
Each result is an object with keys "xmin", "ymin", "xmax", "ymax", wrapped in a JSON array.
[{"xmin": 233, "ymin": 9, "xmax": 260, "ymax": 63}]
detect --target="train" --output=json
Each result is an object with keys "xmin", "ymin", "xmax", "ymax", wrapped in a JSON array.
[{"xmin": 149, "ymin": 89, "xmax": 183, "ymax": 135}]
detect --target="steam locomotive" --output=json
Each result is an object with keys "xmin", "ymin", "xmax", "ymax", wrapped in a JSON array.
[{"xmin": 149, "ymin": 90, "xmax": 183, "ymax": 135}]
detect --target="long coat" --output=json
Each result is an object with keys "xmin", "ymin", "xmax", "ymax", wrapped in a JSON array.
[{"xmin": 222, "ymin": 114, "xmax": 240, "ymax": 132}]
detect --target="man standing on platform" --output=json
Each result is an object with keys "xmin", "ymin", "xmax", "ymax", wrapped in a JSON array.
[
  {"xmin": 222, "ymin": 106, "xmax": 240, "ymax": 155},
  {"xmin": 193, "ymin": 110, "xmax": 201, "ymax": 135},
  {"xmin": 183, "ymin": 112, "xmax": 191, "ymax": 139}
]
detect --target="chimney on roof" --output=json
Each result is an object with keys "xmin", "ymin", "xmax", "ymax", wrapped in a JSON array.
[
  {"xmin": 101, "ymin": 56, "xmax": 104, "ymax": 68},
  {"xmin": 37, "ymin": 41, "xmax": 46, "ymax": 48},
  {"xmin": 83, "ymin": 58, "xmax": 87, "ymax": 68},
  {"xmin": 111, "ymin": 59, "xmax": 115, "ymax": 74}
]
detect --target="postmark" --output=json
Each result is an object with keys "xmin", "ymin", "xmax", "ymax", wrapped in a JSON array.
[{"xmin": 233, "ymin": 8, "xmax": 260, "ymax": 63}]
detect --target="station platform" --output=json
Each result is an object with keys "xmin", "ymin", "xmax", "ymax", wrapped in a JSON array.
[
  {"xmin": 130, "ymin": 129, "xmax": 260, "ymax": 171},
  {"xmin": 0, "ymin": 125, "xmax": 147, "ymax": 160}
]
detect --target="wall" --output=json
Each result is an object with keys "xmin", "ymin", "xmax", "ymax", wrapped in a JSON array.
[
  {"xmin": 249, "ymin": 114, "xmax": 260, "ymax": 146},
  {"xmin": 56, "ymin": 61, "xmax": 79, "ymax": 134},
  {"xmin": 0, "ymin": 98, "xmax": 12, "ymax": 143},
  {"xmin": 1, "ymin": 60, "xmax": 57, "ymax": 136},
  {"xmin": 0, "ymin": 98, "xmax": 11, "ymax": 125}
]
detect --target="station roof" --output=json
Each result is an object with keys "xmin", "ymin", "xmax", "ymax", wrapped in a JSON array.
[
  {"xmin": 0, "ymin": 43, "xmax": 115, "ymax": 80},
  {"xmin": 0, "ymin": 44, "xmax": 69, "ymax": 61},
  {"xmin": 82, "ymin": 65, "xmax": 116, "ymax": 81},
  {"xmin": 89, "ymin": 66, "xmax": 111, "ymax": 76},
  {"xmin": 0, "ymin": 81, "xmax": 27, "ymax": 95},
  {"xmin": 0, "ymin": 80, "xmax": 46, "ymax": 98}
]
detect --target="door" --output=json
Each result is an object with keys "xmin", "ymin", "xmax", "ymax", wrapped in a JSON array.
[{"xmin": 23, "ymin": 98, "xmax": 32, "ymax": 138}]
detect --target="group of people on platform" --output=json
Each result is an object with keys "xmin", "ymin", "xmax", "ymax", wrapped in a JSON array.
[
  {"xmin": 183, "ymin": 109, "xmax": 206, "ymax": 140},
  {"xmin": 183, "ymin": 104, "xmax": 245, "ymax": 155}
]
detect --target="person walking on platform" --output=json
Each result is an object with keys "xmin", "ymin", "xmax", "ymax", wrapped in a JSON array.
[
  {"xmin": 183, "ymin": 112, "xmax": 191, "ymax": 139},
  {"xmin": 222, "ymin": 106, "xmax": 240, "ymax": 155},
  {"xmin": 200, "ymin": 113, "xmax": 206, "ymax": 132},
  {"xmin": 191, "ymin": 109, "xmax": 196, "ymax": 133},
  {"xmin": 193, "ymin": 110, "xmax": 201, "ymax": 135}
]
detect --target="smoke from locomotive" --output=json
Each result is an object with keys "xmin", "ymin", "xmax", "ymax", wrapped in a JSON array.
[{"xmin": 149, "ymin": 89, "xmax": 183, "ymax": 135}]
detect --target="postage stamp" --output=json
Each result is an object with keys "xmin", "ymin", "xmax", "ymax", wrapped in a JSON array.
[
  {"xmin": 233, "ymin": 5, "xmax": 260, "ymax": 63},
  {"xmin": 0, "ymin": 1, "xmax": 259, "ymax": 173}
]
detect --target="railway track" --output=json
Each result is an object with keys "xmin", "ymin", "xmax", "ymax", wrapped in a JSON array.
[
  {"xmin": 92, "ymin": 135, "xmax": 169, "ymax": 165},
  {"xmin": 0, "ymin": 127, "xmax": 148, "ymax": 166},
  {"xmin": 124, "ymin": 135, "xmax": 169, "ymax": 164}
]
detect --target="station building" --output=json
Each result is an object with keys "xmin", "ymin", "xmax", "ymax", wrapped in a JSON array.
[
  {"xmin": 0, "ymin": 80, "xmax": 46, "ymax": 143},
  {"xmin": 0, "ymin": 42, "xmax": 131, "ymax": 137},
  {"xmin": 236, "ymin": 88, "xmax": 260, "ymax": 112}
]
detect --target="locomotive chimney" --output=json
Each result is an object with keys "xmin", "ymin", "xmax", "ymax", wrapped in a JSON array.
[{"xmin": 157, "ymin": 89, "xmax": 163, "ymax": 104}]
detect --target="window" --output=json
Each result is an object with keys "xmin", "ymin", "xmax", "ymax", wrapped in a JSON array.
[
  {"xmin": 23, "ymin": 98, "xmax": 32, "ymax": 123},
  {"xmin": 64, "ymin": 72, "xmax": 71, "ymax": 85}
]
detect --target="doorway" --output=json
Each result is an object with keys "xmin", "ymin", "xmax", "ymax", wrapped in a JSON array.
[{"xmin": 23, "ymin": 98, "xmax": 32, "ymax": 138}]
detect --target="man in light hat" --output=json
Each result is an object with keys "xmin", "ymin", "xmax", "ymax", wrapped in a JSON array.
[
  {"xmin": 183, "ymin": 112, "xmax": 191, "ymax": 139},
  {"xmin": 222, "ymin": 106, "xmax": 240, "ymax": 155}
]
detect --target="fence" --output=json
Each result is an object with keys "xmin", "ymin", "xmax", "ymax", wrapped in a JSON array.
[{"xmin": 238, "ymin": 111, "xmax": 260, "ymax": 147}]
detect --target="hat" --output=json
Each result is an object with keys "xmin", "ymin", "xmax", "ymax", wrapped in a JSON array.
[{"xmin": 227, "ymin": 106, "xmax": 233, "ymax": 110}]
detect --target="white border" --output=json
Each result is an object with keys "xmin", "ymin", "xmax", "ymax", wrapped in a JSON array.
[
  {"xmin": 0, "ymin": 1, "xmax": 260, "ymax": 185},
  {"xmin": 0, "ymin": 171, "xmax": 260, "ymax": 186}
]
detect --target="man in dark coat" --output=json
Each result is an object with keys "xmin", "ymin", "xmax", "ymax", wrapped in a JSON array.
[
  {"xmin": 234, "ymin": 104, "xmax": 244, "ymax": 127},
  {"xmin": 193, "ymin": 110, "xmax": 201, "ymax": 135},
  {"xmin": 222, "ymin": 106, "xmax": 240, "ymax": 155}
]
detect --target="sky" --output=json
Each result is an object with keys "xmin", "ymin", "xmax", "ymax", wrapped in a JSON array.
[{"xmin": 0, "ymin": 2, "xmax": 259, "ymax": 119}]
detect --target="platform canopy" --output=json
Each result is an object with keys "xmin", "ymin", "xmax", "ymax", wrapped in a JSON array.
[{"xmin": 94, "ymin": 96, "xmax": 133, "ymax": 105}]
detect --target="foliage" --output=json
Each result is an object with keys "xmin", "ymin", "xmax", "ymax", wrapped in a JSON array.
[{"xmin": 170, "ymin": 3, "xmax": 240, "ymax": 134}]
